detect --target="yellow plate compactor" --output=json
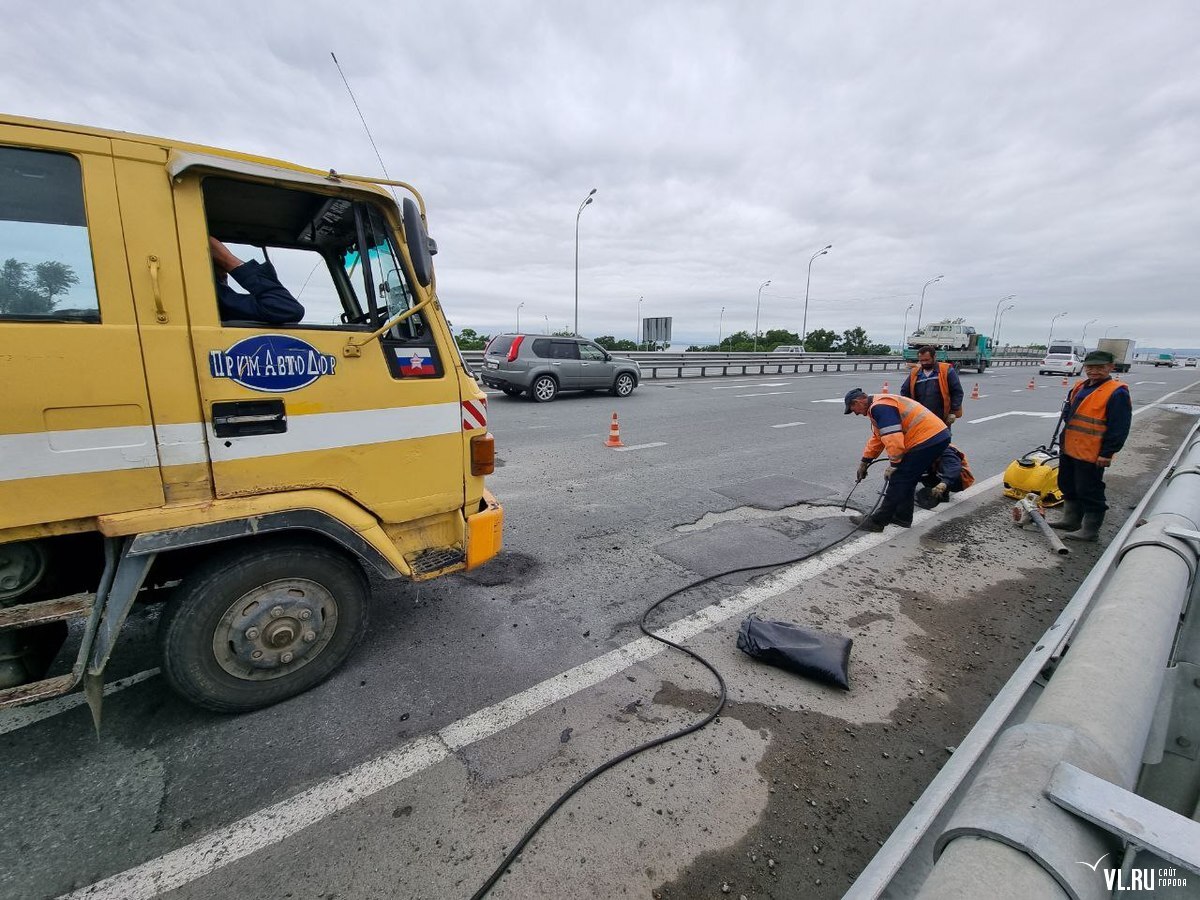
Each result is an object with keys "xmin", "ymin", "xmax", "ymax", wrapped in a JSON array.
[{"xmin": 1002, "ymin": 417, "xmax": 1064, "ymax": 507}]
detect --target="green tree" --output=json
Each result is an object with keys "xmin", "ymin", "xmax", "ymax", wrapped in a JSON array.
[
  {"xmin": 802, "ymin": 328, "xmax": 838, "ymax": 352},
  {"xmin": 594, "ymin": 335, "xmax": 638, "ymax": 351},
  {"xmin": 836, "ymin": 326, "xmax": 872, "ymax": 355},
  {"xmin": 454, "ymin": 328, "xmax": 491, "ymax": 350},
  {"xmin": 34, "ymin": 260, "xmax": 79, "ymax": 307}
]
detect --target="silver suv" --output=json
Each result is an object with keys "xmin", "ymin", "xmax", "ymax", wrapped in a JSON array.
[{"xmin": 481, "ymin": 334, "xmax": 641, "ymax": 402}]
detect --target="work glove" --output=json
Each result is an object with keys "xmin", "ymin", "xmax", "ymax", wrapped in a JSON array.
[
  {"xmin": 946, "ymin": 413, "xmax": 957, "ymax": 425},
  {"xmin": 884, "ymin": 466, "xmax": 896, "ymax": 480},
  {"xmin": 930, "ymin": 482, "xmax": 948, "ymax": 501},
  {"xmin": 855, "ymin": 462, "xmax": 869, "ymax": 482}
]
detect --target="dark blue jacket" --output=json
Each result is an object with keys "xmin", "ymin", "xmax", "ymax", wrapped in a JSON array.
[
  {"xmin": 217, "ymin": 260, "xmax": 304, "ymax": 324},
  {"xmin": 901, "ymin": 363, "xmax": 964, "ymax": 420}
]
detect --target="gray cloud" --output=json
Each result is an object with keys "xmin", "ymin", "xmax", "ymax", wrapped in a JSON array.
[{"xmin": 3, "ymin": 0, "xmax": 1197, "ymax": 347}]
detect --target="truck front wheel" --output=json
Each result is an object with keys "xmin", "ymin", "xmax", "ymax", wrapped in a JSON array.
[{"xmin": 159, "ymin": 539, "xmax": 369, "ymax": 713}]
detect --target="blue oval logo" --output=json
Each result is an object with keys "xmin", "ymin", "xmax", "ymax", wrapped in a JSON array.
[{"xmin": 207, "ymin": 334, "xmax": 338, "ymax": 393}]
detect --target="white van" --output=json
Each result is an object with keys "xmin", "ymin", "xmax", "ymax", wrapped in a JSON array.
[{"xmin": 1039, "ymin": 342, "xmax": 1088, "ymax": 376}]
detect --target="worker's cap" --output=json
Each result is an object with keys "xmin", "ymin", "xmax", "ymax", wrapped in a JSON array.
[
  {"xmin": 1083, "ymin": 350, "xmax": 1114, "ymax": 365},
  {"xmin": 843, "ymin": 387, "xmax": 867, "ymax": 414}
]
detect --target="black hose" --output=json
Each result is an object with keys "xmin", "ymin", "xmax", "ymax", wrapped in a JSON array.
[{"xmin": 469, "ymin": 475, "xmax": 888, "ymax": 899}]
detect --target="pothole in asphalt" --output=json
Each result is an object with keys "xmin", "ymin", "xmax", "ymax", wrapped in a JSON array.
[{"xmin": 676, "ymin": 502, "xmax": 855, "ymax": 533}]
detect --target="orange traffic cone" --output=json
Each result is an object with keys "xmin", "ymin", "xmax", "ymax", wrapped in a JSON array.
[
  {"xmin": 1027, "ymin": 377, "xmax": 1036, "ymax": 390},
  {"xmin": 970, "ymin": 383, "xmax": 980, "ymax": 400},
  {"xmin": 881, "ymin": 381, "xmax": 890, "ymax": 394},
  {"xmin": 604, "ymin": 412, "xmax": 625, "ymax": 448}
]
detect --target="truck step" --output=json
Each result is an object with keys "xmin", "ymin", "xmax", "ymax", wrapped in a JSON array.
[
  {"xmin": 0, "ymin": 672, "xmax": 79, "ymax": 709},
  {"xmin": 405, "ymin": 546, "xmax": 466, "ymax": 578},
  {"xmin": 0, "ymin": 594, "xmax": 93, "ymax": 631}
]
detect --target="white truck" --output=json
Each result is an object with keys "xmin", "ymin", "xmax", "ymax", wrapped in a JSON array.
[
  {"xmin": 907, "ymin": 318, "xmax": 976, "ymax": 350},
  {"xmin": 1096, "ymin": 337, "xmax": 1136, "ymax": 373}
]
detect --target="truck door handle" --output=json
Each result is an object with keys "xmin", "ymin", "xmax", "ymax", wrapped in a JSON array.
[{"xmin": 212, "ymin": 400, "xmax": 287, "ymax": 437}]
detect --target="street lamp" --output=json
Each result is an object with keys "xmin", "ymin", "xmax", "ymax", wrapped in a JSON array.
[
  {"xmin": 718, "ymin": 306, "xmax": 725, "ymax": 352},
  {"xmin": 1080, "ymin": 318, "xmax": 1098, "ymax": 345},
  {"xmin": 543, "ymin": 314, "xmax": 550, "ymax": 334},
  {"xmin": 1104, "ymin": 325, "xmax": 1118, "ymax": 338},
  {"xmin": 636, "ymin": 296, "xmax": 643, "ymax": 351},
  {"xmin": 573, "ymin": 187, "xmax": 597, "ymax": 336},
  {"xmin": 516, "ymin": 301, "xmax": 524, "ymax": 332},
  {"xmin": 1048, "ymin": 312, "xmax": 1068, "ymax": 349},
  {"xmin": 801, "ymin": 244, "xmax": 832, "ymax": 352},
  {"xmin": 996, "ymin": 303, "xmax": 1015, "ymax": 350},
  {"xmin": 900, "ymin": 302, "xmax": 915, "ymax": 353},
  {"xmin": 990, "ymin": 294, "xmax": 1015, "ymax": 340},
  {"xmin": 753, "ymin": 279, "xmax": 771, "ymax": 353},
  {"xmin": 915, "ymin": 274, "xmax": 944, "ymax": 331}
]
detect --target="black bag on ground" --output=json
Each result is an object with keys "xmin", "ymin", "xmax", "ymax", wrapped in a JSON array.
[{"xmin": 736, "ymin": 616, "xmax": 852, "ymax": 689}]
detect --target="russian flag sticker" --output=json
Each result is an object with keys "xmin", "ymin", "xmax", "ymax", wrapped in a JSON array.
[{"xmin": 397, "ymin": 347, "xmax": 436, "ymax": 376}]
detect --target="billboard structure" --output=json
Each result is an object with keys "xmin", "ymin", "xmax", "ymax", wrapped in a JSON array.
[{"xmin": 640, "ymin": 316, "xmax": 672, "ymax": 348}]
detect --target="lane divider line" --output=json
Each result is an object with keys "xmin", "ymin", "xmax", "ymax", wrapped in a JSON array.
[{"xmin": 613, "ymin": 442, "xmax": 668, "ymax": 452}]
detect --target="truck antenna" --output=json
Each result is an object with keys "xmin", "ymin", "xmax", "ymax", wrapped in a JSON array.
[{"xmin": 330, "ymin": 51, "xmax": 398, "ymax": 202}]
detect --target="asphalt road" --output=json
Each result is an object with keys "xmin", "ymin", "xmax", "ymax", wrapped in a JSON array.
[{"xmin": 3, "ymin": 364, "xmax": 1198, "ymax": 900}]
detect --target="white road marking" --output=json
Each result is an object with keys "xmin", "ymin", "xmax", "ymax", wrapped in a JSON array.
[
  {"xmin": 0, "ymin": 668, "xmax": 161, "ymax": 735},
  {"xmin": 61, "ymin": 471, "xmax": 1004, "ymax": 900},
  {"xmin": 712, "ymin": 382, "xmax": 790, "ymax": 389},
  {"xmin": 1011, "ymin": 389, "xmax": 1026, "ymax": 393},
  {"xmin": 770, "ymin": 422, "xmax": 806, "ymax": 428},
  {"xmin": 1133, "ymin": 378, "xmax": 1200, "ymax": 416},
  {"xmin": 811, "ymin": 398, "xmax": 845, "ymax": 404},
  {"xmin": 527, "ymin": 425, "xmax": 552, "ymax": 429},
  {"xmin": 968, "ymin": 411, "xmax": 1059, "ymax": 424},
  {"xmin": 734, "ymin": 391, "xmax": 795, "ymax": 398},
  {"xmin": 613, "ymin": 442, "xmax": 668, "ymax": 452},
  {"xmin": 1135, "ymin": 381, "xmax": 1166, "ymax": 385}
]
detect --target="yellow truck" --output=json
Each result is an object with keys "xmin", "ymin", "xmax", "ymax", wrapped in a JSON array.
[{"xmin": 0, "ymin": 114, "xmax": 503, "ymax": 714}]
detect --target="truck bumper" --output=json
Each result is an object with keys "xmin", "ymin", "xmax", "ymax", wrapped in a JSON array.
[{"xmin": 465, "ymin": 489, "xmax": 504, "ymax": 569}]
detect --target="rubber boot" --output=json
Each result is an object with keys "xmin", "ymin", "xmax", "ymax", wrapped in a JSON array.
[
  {"xmin": 850, "ymin": 515, "xmax": 886, "ymax": 533},
  {"xmin": 1063, "ymin": 510, "xmax": 1104, "ymax": 542},
  {"xmin": 1049, "ymin": 500, "xmax": 1082, "ymax": 531}
]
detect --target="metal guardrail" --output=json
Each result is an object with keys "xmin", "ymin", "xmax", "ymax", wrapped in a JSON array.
[
  {"xmin": 459, "ymin": 351, "xmax": 1037, "ymax": 380},
  {"xmin": 848, "ymin": 418, "xmax": 1200, "ymax": 899}
]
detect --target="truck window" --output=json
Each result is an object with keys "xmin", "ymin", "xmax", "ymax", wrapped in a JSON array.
[{"xmin": 0, "ymin": 147, "xmax": 100, "ymax": 323}]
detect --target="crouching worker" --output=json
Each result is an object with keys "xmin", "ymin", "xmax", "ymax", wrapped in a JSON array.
[
  {"xmin": 845, "ymin": 387, "xmax": 950, "ymax": 532},
  {"xmin": 915, "ymin": 444, "xmax": 975, "ymax": 509}
]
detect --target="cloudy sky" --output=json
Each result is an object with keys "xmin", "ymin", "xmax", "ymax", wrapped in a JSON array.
[{"xmin": 4, "ymin": 1, "xmax": 1197, "ymax": 349}]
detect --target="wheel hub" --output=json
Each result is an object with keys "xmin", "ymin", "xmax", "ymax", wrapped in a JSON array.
[{"xmin": 216, "ymin": 579, "xmax": 337, "ymax": 677}]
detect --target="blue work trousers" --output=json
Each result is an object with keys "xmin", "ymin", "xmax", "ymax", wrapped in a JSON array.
[{"xmin": 873, "ymin": 436, "xmax": 952, "ymax": 526}]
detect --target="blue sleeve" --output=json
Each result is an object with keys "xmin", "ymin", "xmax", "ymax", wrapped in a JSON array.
[
  {"xmin": 939, "ymin": 446, "xmax": 962, "ymax": 483},
  {"xmin": 900, "ymin": 374, "xmax": 912, "ymax": 398},
  {"xmin": 947, "ymin": 366, "xmax": 964, "ymax": 410},
  {"xmin": 1101, "ymin": 386, "xmax": 1132, "ymax": 457},
  {"xmin": 219, "ymin": 260, "xmax": 305, "ymax": 324},
  {"xmin": 870, "ymin": 404, "xmax": 903, "ymax": 434}
]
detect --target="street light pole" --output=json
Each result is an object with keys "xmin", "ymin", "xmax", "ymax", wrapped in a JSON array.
[
  {"xmin": 543, "ymin": 314, "xmax": 549, "ymax": 334},
  {"xmin": 718, "ymin": 305, "xmax": 725, "ymax": 351},
  {"xmin": 1048, "ymin": 312, "xmax": 1068, "ymax": 349},
  {"xmin": 753, "ymin": 279, "xmax": 771, "ymax": 353},
  {"xmin": 916, "ymin": 274, "xmax": 944, "ymax": 331},
  {"xmin": 573, "ymin": 188, "xmax": 597, "ymax": 336},
  {"xmin": 901, "ymin": 302, "xmax": 914, "ymax": 353},
  {"xmin": 1104, "ymin": 325, "xmax": 1118, "ymax": 338},
  {"xmin": 1080, "ymin": 318, "xmax": 1098, "ymax": 345},
  {"xmin": 636, "ymin": 296, "xmax": 643, "ymax": 351},
  {"xmin": 991, "ymin": 294, "xmax": 1015, "ymax": 340},
  {"xmin": 801, "ymin": 244, "xmax": 832, "ymax": 352},
  {"xmin": 996, "ymin": 303, "xmax": 1015, "ymax": 350},
  {"xmin": 516, "ymin": 301, "xmax": 524, "ymax": 333}
]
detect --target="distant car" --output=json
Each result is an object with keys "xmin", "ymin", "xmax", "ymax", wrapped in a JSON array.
[
  {"xmin": 1039, "ymin": 343, "xmax": 1087, "ymax": 376},
  {"xmin": 480, "ymin": 334, "xmax": 641, "ymax": 402},
  {"xmin": 1187, "ymin": 358, "xmax": 1198, "ymax": 367}
]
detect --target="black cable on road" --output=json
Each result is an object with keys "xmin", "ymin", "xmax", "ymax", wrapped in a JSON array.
[{"xmin": 470, "ymin": 467, "xmax": 888, "ymax": 899}]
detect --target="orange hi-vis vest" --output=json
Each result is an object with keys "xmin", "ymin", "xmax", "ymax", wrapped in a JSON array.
[
  {"xmin": 907, "ymin": 362, "xmax": 959, "ymax": 418},
  {"xmin": 1062, "ymin": 378, "xmax": 1122, "ymax": 462},
  {"xmin": 862, "ymin": 394, "xmax": 949, "ymax": 464}
]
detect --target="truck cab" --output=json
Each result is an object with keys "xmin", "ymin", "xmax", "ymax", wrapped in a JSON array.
[{"xmin": 0, "ymin": 115, "xmax": 503, "ymax": 714}]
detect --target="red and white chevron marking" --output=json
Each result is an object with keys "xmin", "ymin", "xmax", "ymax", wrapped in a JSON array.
[{"xmin": 461, "ymin": 398, "xmax": 487, "ymax": 430}]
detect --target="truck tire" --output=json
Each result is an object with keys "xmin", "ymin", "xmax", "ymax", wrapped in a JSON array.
[{"xmin": 159, "ymin": 538, "xmax": 369, "ymax": 713}]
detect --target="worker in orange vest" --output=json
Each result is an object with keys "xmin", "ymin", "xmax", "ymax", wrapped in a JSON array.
[
  {"xmin": 1049, "ymin": 350, "xmax": 1132, "ymax": 541},
  {"xmin": 901, "ymin": 345, "xmax": 964, "ymax": 428},
  {"xmin": 915, "ymin": 444, "xmax": 975, "ymax": 508},
  {"xmin": 846, "ymin": 387, "xmax": 950, "ymax": 531}
]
